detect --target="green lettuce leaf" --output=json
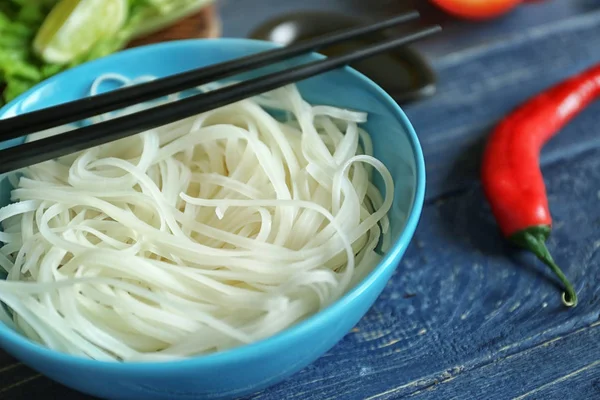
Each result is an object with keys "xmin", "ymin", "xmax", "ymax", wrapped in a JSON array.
[
  {"xmin": 0, "ymin": 0, "xmax": 59, "ymax": 106},
  {"xmin": 0, "ymin": 0, "xmax": 212, "ymax": 107}
]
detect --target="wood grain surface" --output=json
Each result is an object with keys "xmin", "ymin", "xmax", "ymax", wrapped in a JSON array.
[
  {"xmin": 128, "ymin": 4, "xmax": 220, "ymax": 48},
  {"xmin": 1, "ymin": 0, "xmax": 600, "ymax": 399}
]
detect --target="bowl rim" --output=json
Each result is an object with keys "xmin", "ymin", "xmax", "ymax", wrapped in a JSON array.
[{"xmin": 0, "ymin": 37, "xmax": 425, "ymax": 371}]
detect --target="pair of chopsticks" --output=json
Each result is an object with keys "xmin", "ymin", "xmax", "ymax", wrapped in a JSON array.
[{"xmin": 0, "ymin": 12, "xmax": 440, "ymax": 174}]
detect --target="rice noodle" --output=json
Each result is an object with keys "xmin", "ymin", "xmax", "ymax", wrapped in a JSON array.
[{"xmin": 0, "ymin": 75, "xmax": 394, "ymax": 361}]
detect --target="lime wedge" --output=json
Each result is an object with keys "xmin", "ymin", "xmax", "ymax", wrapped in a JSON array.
[{"xmin": 33, "ymin": 0, "xmax": 127, "ymax": 64}]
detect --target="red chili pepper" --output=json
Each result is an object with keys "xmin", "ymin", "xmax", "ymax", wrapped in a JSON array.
[{"xmin": 481, "ymin": 62, "xmax": 600, "ymax": 308}]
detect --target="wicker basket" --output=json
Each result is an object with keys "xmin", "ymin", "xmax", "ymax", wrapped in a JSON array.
[{"xmin": 127, "ymin": 4, "xmax": 221, "ymax": 49}]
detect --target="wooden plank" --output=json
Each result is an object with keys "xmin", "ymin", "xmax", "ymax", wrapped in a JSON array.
[
  {"xmin": 127, "ymin": 3, "xmax": 220, "ymax": 48},
  {"xmin": 404, "ymin": 7, "xmax": 600, "ymax": 200},
  {"xmin": 407, "ymin": 323, "xmax": 600, "ymax": 399}
]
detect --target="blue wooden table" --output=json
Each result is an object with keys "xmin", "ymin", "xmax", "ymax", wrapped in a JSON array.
[{"xmin": 2, "ymin": 0, "xmax": 600, "ymax": 398}]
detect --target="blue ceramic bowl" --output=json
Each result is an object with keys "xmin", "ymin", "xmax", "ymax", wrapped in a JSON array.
[{"xmin": 0, "ymin": 39, "xmax": 425, "ymax": 399}]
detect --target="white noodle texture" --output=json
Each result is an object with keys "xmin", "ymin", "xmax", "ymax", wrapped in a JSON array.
[{"xmin": 0, "ymin": 75, "xmax": 394, "ymax": 361}]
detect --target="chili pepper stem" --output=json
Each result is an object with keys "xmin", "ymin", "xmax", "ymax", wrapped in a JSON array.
[{"xmin": 510, "ymin": 226, "xmax": 577, "ymax": 307}]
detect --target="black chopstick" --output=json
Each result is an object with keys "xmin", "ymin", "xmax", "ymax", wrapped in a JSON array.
[
  {"xmin": 0, "ymin": 25, "xmax": 440, "ymax": 174},
  {"xmin": 0, "ymin": 11, "xmax": 420, "ymax": 141}
]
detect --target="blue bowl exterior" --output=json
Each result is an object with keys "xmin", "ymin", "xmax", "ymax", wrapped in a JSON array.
[{"xmin": 0, "ymin": 39, "xmax": 425, "ymax": 399}]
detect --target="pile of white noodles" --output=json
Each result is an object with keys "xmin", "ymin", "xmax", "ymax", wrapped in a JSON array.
[{"xmin": 0, "ymin": 75, "xmax": 393, "ymax": 361}]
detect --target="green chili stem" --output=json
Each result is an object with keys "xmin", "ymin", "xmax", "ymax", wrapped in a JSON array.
[{"xmin": 511, "ymin": 226, "xmax": 577, "ymax": 307}]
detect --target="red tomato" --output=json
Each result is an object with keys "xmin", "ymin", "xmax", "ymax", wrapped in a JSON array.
[{"xmin": 431, "ymin": 0, "xmax": 523, "ymax": 20}]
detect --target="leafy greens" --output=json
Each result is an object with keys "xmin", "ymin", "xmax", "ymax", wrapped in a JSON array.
[{"xmin": 0, "ymin": 0, "xmax": 211, "ymax": 106}]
